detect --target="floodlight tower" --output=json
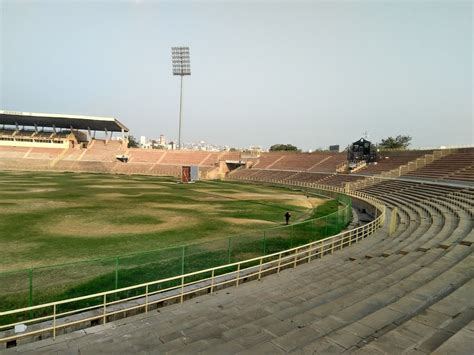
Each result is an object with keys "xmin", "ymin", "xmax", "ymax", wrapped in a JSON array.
[{"xmin": 171, "ymin": 46, "xmax": 191, "ymax": 150}]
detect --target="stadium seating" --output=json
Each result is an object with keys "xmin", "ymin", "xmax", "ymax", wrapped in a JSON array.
[
  {"xmin": 0, "ymin": 144, "xmax": 472, "ymax": 189},
  {"xmin": 0, "ymin": 129, "xmax": 16, "ymax": 137},
  {"xmin": 251, "ymin": 152, "xmax": 287, "ymax": 169},
  {"xmin": 0, "ymin": 146, "xmax": 31, "ymax": 159},
  {"xmin": 26, "ymin": 147, "xmax": 64, "ymax": 160},
  {"xmin": 230, "ymin": 169, "xmax": 368, "ymax": 188},
  {"xmin": 232, "ymin": 148, "xmax": 473, "ymax": 190},
  {"xmin": 32, "ymin": 132, "xmax": 53, "ymax": 139},
  {"xmin": 405, "ymin": 148, "xmax": 474, "ymax": 182},
  {"xmin": 251, "ymin": 152, "xmax": 346, "ymax": 172},
  {"xmin": 269, "ymin": 153, "xmax": 332, "ymax": 171},
  {"xmin": 80, "ymin": 139, "xmax": 125, "ymax": 162},
  {"xmin": 308, "ymin": 154, "xmax": 347, "ymax": 173},
  {"xmin": 160, "ymin": 151, "xmax": 216, "ymax": 166},
  {"xmin": 0, "ymin": 143, "xmax": 224, "ymax": 177},
  {"xmin": 320, "ymin": 173, "xmax": 367, "ymax": 187},
  {"xmin": 0, "ymin": 129, "xmax": 72, "ymax": 145},
  {"xmin": 169, "ymin": 174, "xmax": 469, "ymax": 353},
  {"xmin": 287, "ymin": 171, "xmax": 331, "ymax": 182},
  {"xmin": 217, "ymin": 151, "xmax": 242, "ymax": 162},
  {"xmin": 128, "ymin": 150, "xmax": 166, "ymax": 163},
  {"xmin": 355, "ymin": 150, "xmax": 434, "ymax": 175}
]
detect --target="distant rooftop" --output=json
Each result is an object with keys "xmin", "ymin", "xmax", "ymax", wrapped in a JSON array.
[{"xmin": 0, "ymin": 110, "xmax": 129, "ymax": 132}]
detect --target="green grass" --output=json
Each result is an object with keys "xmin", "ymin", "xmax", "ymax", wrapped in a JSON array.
[
  {"xmin": 0, "ymin": 172, "xmax": 320, "ymax": 270},
  {"xmin": 0, "ymin": 171, "xmax": 351, "ymax": 321}
]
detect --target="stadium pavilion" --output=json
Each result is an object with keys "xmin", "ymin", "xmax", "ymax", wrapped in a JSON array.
[{"xmin": 0, "ymin": 110, "xmax": 129, "ymax": 149}]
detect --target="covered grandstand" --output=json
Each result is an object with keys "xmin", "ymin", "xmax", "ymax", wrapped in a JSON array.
[{"xmin": 0, "ymin": 110, "xmax": 129, "ymax": 149}]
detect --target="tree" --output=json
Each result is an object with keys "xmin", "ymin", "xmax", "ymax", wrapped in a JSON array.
[
  {"xmin": 378, "ymin": 135, "xmax": 412, "ymax": 150},
  {"xmin": 269, "ymin": 144, "xmax": 300, "ymax": 152},
  {"xmin": 127, "ymin": 135, "xmax": 140, "ymax": 148}
]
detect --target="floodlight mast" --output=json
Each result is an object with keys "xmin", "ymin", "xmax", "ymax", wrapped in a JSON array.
[{"xmin": 171, "ymin": 46, "xmax": 191, "ymax": 150}]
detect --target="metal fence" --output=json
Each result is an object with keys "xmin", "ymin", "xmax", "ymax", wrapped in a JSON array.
[
  {"xmin": 0, "ymin": 185, "xmax": 385, "ymax": 344},
  {"xmin": 0, "ymin": 188, "xmax": 351, "ymax": 318}
]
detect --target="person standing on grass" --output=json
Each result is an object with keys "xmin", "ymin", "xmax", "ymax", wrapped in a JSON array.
[{"xmin": 284, "ymin": 211, "xmax": 292, "ymax": 225}]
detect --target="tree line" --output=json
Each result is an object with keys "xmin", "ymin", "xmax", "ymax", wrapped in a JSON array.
[{"xmin": 269, "ymin": 135, "xmax": 412, "ymax": 152}]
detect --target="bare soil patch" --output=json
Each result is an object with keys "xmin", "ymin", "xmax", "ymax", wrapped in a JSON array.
[
  {"xmin": 87, "ymin": 184, "xmax": 164, "ymax": 190},
  {"xmin": 141, "ymin": 202, "xmax": 219, "ymax": 212},
  {"xmin": 220, "ymin": 217, "xmax": 276, "ymax": 225},
  {"xmin": 41, "ymin": 212, "xmax": 199, "ymax": 237},
  {"xmin": 0, "ymin": 188, "xmax": 57, "ymax": 194},
  {"xmin": 194, "ymin": 189, "xmax": 324, "ymax": 209},
  {"xmin": 0, "ymin": 199, "xmax": 85, "ymax": 213},
  {"xmin": 284, "ymin": 197, "xmax": 324, "ymax": 209}
]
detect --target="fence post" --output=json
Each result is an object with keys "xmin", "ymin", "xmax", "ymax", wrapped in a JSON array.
[
  {"xmin": 262, "ymin": 231, "xmax": 267, "ymax": 255},
  {"xmin": 145, "ymin": 285, "xmax": 149, "ymax": 313},
  {"xmin": 115, "ymin": 257, "xmax": 119, "ymax": 289},
  {"xmin": 103, "ymin": 294, "xmax": 107, "ymax": 324},
  {"xmin": 389, "ymin": 207, "xmax": 398, "ymax": 236},
  {"xmin": 53, "ymin": 304, "xmax": 56, "ymax": 340},
  {"xmin": 277, "ymin": 252, "xmax": 282, "ymax": 273},
  {"xmin": 236, "ymin": 263, "xmax": 241, "ymax": 287},
  {"xmin": 28, "ymin": 269, "xmax": 33, "ymax": 310},
  {"xmin": 211, "ymin": 269, "xmax": 215, "ymax": 294},
  {"xmin": 181, "ymin": 245, "xmax": 186, "ymax": 275},
  {"xmin": 227, "ymin": 237, "xmax": 232, "ymax": 263}
]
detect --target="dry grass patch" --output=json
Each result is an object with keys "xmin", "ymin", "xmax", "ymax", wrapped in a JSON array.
[
  {"xmin": 0, "ymin": 181, "xmax": 57, "ymax": 186},
  {"xmin": 220, "ymin": 217, "xmax": 276, "ymax": 225},
  {"xmin": 87, "ymin": 184, "xmax": 164, "ymax": 190},
  {"xmin": 0, "ymin": 199, "xmax": 86, "ymax": 214},
  {"xmin": 0, "ymin": 188, "xmax": 57, "ymax": 194},
  {"xmin": 94, "ymin": 192, "xmax": 153, "ymax": 200},
  {"xmin": 283, "ymin": 197, "xmax": 324, "ymax": 209},
  {"xmin": 141, "ymin": 202, "xmax": 220, "ymax": 212},
  {"xmin": 194, "ymin": 189, "xmax": 324, "ymax": 210},
  {"xmin": 41, "ymin": 213, "xmax": 199, "ymax": 238}
]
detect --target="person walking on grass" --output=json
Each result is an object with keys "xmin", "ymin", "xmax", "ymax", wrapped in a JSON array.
[{"xmin": 284, "ymin": 211, "xmax": 292, "ymax": 225}]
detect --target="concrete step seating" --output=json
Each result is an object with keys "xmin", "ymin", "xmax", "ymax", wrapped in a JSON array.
[
  {"xmin": 355, "ymin": 150, "xmax": 433, "ymax": 176},
  {"xmin": 433, "ymin": 319, "xmax": 474, "ymax": 354},
  {"xmin": 359, "ymin": 278, "xmax": 474, "ymax": 354},
  {"xmin": 405, "ymin": 148, "xmax": 474, "ymax": 183}
]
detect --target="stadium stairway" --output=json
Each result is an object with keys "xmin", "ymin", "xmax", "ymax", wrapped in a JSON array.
[{"xmin": 3, "ymin": 180, "xmax": 473, "ymax": 354}]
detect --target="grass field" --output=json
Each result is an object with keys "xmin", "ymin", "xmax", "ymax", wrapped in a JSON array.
[
  {"xmin": 0, "ymin": 171, "xmax": 327, "ymax": 271},
  {"xmin": 0, "ymin": 171, "xmax": 349, "ymax": 315}
]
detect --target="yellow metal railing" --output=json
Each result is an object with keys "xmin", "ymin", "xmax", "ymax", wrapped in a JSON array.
[{"xmin": 0, "ymin": 185, "xmax": 385, "ymax": 345}]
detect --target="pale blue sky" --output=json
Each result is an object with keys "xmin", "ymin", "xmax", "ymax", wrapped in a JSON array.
[{"xmin": 1, "ymin": 0, "xmax": 472, "ymax": 150}]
